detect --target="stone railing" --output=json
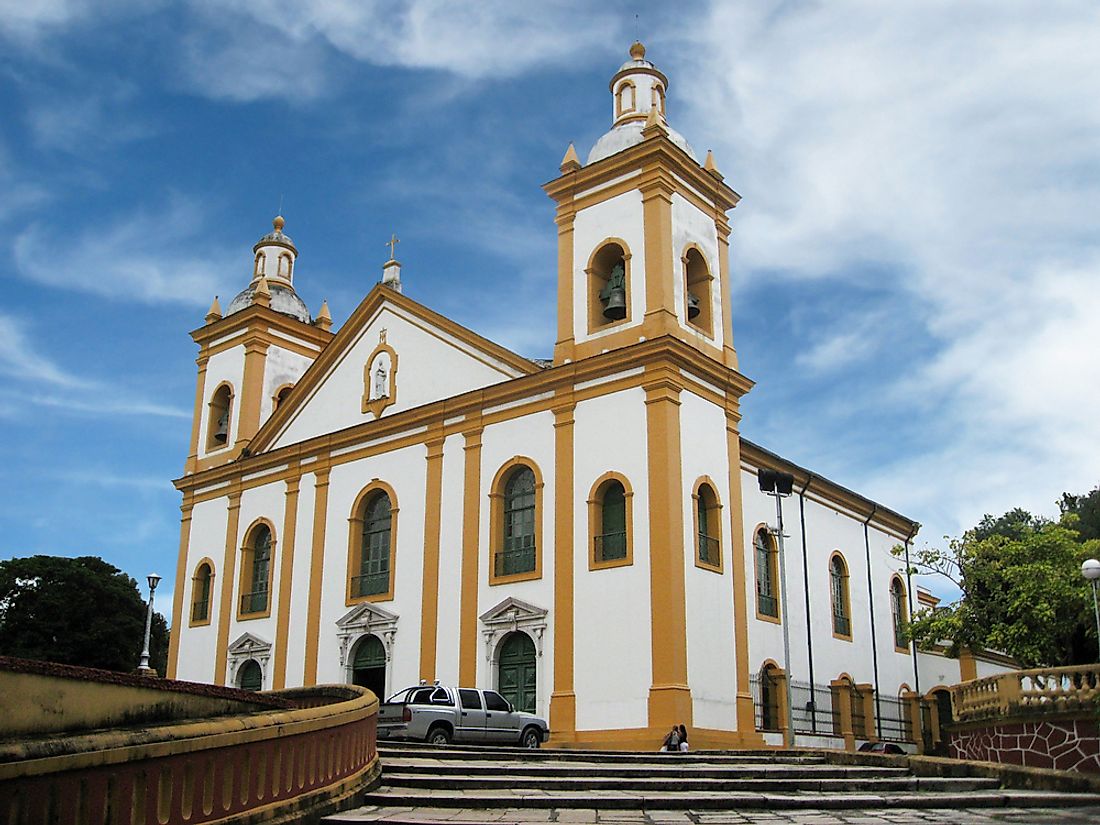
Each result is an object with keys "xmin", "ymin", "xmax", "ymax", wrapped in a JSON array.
[
  {"xmin": 0, "ymin": 683, "xmax": 379, "ymax": 825},
  {"xmin": 953, "ymin": 663, "xmax": 1100, "ymax": 723}
]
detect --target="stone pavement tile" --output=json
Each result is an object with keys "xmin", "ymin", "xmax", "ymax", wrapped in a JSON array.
[{"xmin": 552, "ymin": 811, "xmax": 599, "ymax": 823}]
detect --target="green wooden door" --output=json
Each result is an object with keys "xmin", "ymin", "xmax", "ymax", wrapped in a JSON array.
[
  {"xmin": 351, "ymin": 635, "xmax": 387, "ymax": 700},
  {"xmin": 238, "ymin": 659, "xmax": 262, "ymax": 692},
  {"xmin": 498, "ymin": 632, "xmax": 536, "ymax": 714}
]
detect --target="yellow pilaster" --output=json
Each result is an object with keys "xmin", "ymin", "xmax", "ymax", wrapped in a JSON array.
[
  {"xmin": 234, "ymin": 338, "xmax": 269, "ymax": 451},
  {"xmin": 419, "ymin": 434, "xmax": 445, "ymax": 681},
  {"xmin": 303, "ymin": 466, "xmax": 331, "ymax": 686},
  {"xmin": 186, "ymin": 355, "xmax": 208, "ymax": 473},
  {"xmin": 715, "ymin": 218, "xmax": 739, "ymax": 370},
  {"xmin": 166, "ymin": 497, "xmax": 194, "ymax": 679},
  {"xmin": 641, "ymin": 179, "xmax": 678, "ymax": 339},
  {"xmin": 550, "ymin": 401, "xmax": 577, "ymax": 740},
  {"xmin": 272, "ymin": 475, "xmax": 301, "ymax": 689},
  {"xmin": 213, "ymin": 490, "xmax": 242, "ymax": 685},
  {"xmin": 458, "ymin": 427, "xmax": 483, "ymax": 686},
  {"xmin": 553, "ymin": 210, "xmax": 577, "ymax": 365},
  {"xmin": 644, "ymin": 368, "xmax": 691, "ymax": 728}
]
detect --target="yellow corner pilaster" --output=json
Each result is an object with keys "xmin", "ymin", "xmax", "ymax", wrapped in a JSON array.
[
  {"xmin": 234, "ymin": 339, "xmax": 269, "ymax": 451},
  {"xmin": 166, "ymin": 498, "xmax": 194, "ymax": 679},
  {"xmin": 186, "ymin": 356, "xmax": 208, "ymax": 472},
  {"xmin": 640, "ymin": 180, "xmax": 678, "ymax": 339},
  {"xmin": 550, "ymin": 401, "xmax": 577, "ymax": 740},
  {"xmin": 458, "ymin": 427, "xmax": 483, "ymax": 686},
  {"xmin": 419, "ymin": 435, "xmax": 445, "ymax": 681},
  {"xmin": 554, "ymin": 210, "xmax": 577, "ymax": 365}
]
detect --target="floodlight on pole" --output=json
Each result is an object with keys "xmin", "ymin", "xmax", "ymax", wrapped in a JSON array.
[
  {"xmin": 138, "ymin": 573, "xmax": 162, "ymax": 675},
  {"xmin": 758, "ymin": 468, "xmax": 796, "ymax": 748},
  {"xmin": 1082, "ymin": 559, "xmax": 1100, "ymax": 663}
]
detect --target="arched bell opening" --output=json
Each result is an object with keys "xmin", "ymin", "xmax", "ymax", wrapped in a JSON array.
[
  {"xmin": 496, "ymin": 631, "xmax": 537, "ymax": 714},
  {"xmin": 349, "ymin": 634, "xmax": 387, "ymax": 700},
  {"xmin": 206, "ymin": 383, "xmax": 233, "ymax": 451},
  {"xmin": 683, "ymin": 247, "xmax": 713, "ymax": 336},
  {"xmin": 586, "ymin": 241, "xmax": 630, "ymax": 332}
]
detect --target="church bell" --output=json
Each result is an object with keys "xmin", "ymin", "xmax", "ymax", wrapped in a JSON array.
[
  {"xmin": 687, "ymin": 291, "xmax": 701, "ymax": 320},
  {"xmin": 213, "ymin": 411, "xmax": 229, "ymax": 444},
  {"xmin": 603, "ymin": 284, "xmax": 627, "ymax": 320}
]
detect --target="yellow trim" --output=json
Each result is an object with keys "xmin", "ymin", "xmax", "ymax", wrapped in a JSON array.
[
  {"xmin": 186, "ymin": 358, "xmax": 208, "ymax": 472},
  {"xmin": 192, "ymin": 303, "xmax": 333, "ymax": 353},
  {"xmin": 303, "ymin": 466, "xmax": 331, "ymax": 686},
  {"xmin": 554, "ymin": 212, "xmax": 577, "ymax": 364},
  {"xmin": 234, "ymin": 339, "xmax": 269, "ymax": 451},
  {"xmin": 166, "ymin": 499, "xmax": 194, "ymax": 679},
  {"xmin": 458, "ymin": 428, "xmax": 483, "ymax": 686},
  {"xmin": 643, "ymin": 367, "xmax": 691, "ymax": 729},
  {"xmin": 236, "ymin": 517, "xmax": 277, "ymax": 621},
  {"xmin": 891, "ymin": 574, "xmax": 911, "ymax": 654},
  {"xmin": 641, "ymin": 180, "xmax": 678, "ymax": 340},
  {"xmin": 361, "ymin": 339, "xmax": 399, "ymax": 418},
  {"xmin": 682, "ymin": 244, "xmax": 715, "ymax": 339},
  {"xmin": 958, "ymin": 647, "xmax": 978, "ymax": 682},
  {"xmin": 419, "ymin": 434, "xmax": 445, "ymax": 681},
  {"xmin": 691, "ymin": 475, "xmax": 724, "ymax": 574},
  {"xmin": 614, "ymin": 79, "xmax": 637, "ymax": 118},
  {"xmin": 585, "ymin": 238, "xmax": 634, "ymax": 337},
  {"xmin": 829, "ymin": 551, "xmax": 853, "ymax": 641},
  {"xmin": 272, "ymin": 476, "xmax": 300, "ymax": 689},
  {"xmin": 587, "ymin": 471, "xmax": 635, "ymax": 571},
  {"xmin": 715, "ymin": 220, "xmax": 738, "ymax": 369},
  {"xmin": 753, "ymin": 524, "xmax": 781, "ymax": 624},
  {"xmin": 550, "ymin": 403, "xmax": 577, "ymax": 739},
  {"xmin": 271, "ymin": 382, "xmax": 295, "ymax": 412},
  {"xmin": 345, "ymin": 480, "xmax": 400, "ymax": 605},
  {"xmin": 187, "ymin": 557, "xmax": 216, "ymax": 628},
  {"xmin": 487, "ymin": 456, "xmax": 545, "ymax": 586},
  {"xmin": 213, "ymin": 490, "xmax": 242, "ymax": 685},
  {"xmin": 202, "ymin": 327, "xmax": 327, "ymax": 362}
]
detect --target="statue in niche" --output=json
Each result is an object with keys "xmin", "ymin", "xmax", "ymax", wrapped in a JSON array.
[{"xmin": 373, "ymin": 361, "xmax": 389, "ymax": 399}]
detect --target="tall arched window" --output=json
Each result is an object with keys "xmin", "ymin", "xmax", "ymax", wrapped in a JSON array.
[
  {"xmin": 278, "ymin": 253, "xmax": 293, "ymax": 279},
  {"xmin": 191, "ymin": 561, "xmax": 213, "ymax": 625},
  {"xmin": 694, "ymin": 481, "xmax": 721, "ymax": 571},
  {"xmin": 347, "ymin": 483, "xmax": 397, "ymax": 603},
  {"xmin": 206, "ymin": 383, "xmax": 233, "ymax": 451},
  {"xmin": 239, "ymin": 523, "xmax": 273, "ymax": 617},
  {"xmin": 597, "ymin": 480, "xmax": 627, "ymax": 562},
  {"xmin": 891, "ymin": 577, "xmax": 909, "ymax": 650},
  {"xmin": 254, "ymin": 252, "xmax": 265, "ymax": 277},
  {"xmin": 754, "ymin": 528, "xmax": 779, "ymax": 619},
  {"xmin": 683, "ymin": 247, "xmax": 713, "ymax": 336},
  {"xmin": 498, "ymin": 467, "xmax": 536, "ymax": 577},
  {"xmin": 758, "ymin": 663, "xmax": 782, "ymax": 732},
  {"xmin": 830, "ymin": 554, "xmax": 852, "ymax": 639},
  {"xmin": 587, "ymin": 241, "xmax": 630, "ymax": 332}
]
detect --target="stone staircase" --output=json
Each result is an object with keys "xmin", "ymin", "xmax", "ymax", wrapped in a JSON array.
[{"xmin": 325, "ymin": 741, "xmax": 1100, "ymax": 823}]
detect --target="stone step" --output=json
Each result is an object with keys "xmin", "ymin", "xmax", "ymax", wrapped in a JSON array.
[
  {"xmin": 382, "ymin": 757, "xmax": 910, "ymax": 780},
  {"xmin": 349, "ymin": 787, "xmax": 1100, "ymax": 812},
  {"xmin": 376, "ymin": 743, "xmax": 829, "ymax": 765},
  {"xmin": 380, "ymin": 772, "xmax": 999, "ymax": 793}
]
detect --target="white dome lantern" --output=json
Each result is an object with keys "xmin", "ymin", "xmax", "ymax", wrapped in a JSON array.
[{"xmin": 225, "ymin": 215, "xmax": 311, "ymax": 323}]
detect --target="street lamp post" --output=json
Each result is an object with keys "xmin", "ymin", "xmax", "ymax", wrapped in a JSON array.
[
  {"xmin": 138, "ymin": 573, "xmax": 162, "ymax": 675},
  {"xmin": 1082, "ymin": 559, "xmax": 1100, "ymax": 663},
  {"xmin": 758, "ymin": 468, "xmax": 795, "ymax": 748}
]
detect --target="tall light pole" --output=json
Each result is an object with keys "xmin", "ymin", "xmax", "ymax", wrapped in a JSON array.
[
  {"xmin": 1082, "ymin": 559, "xmax": 1100, "ymax": 663},
  {"xmin": 759, "ymin": 468, "xmax": 795, "ymax": 748},
  {"xmin": 138, "ymin": 573, "xmax": 162, "ymax": 675}
]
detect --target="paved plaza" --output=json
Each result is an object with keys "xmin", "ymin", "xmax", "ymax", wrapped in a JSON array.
[{"xmin": 333, "ymin": 804, "xmax": 1100, "ymax": 824}]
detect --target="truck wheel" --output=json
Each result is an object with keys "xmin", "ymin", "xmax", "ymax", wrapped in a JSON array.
[
  {"xmin": 427, "ymin": 726, "xmax": 451, "ymax": 746},
  {"xmin": 521, "ymin": 727, "xmax": 541, "ymax": 749}
]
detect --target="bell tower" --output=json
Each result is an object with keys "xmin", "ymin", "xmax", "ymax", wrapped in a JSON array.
[{"xmin": 544, "ymin": 42, "xmax": 740, "ymax": 369}]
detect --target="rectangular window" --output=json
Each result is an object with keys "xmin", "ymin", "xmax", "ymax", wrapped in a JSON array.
[
  {"xmin": 484, "ymin": 691, "xmax": 510, "ymax": 712},
  {"xmin": 459, "ymin": 689, "xmax": 482, "ymax": 710}
]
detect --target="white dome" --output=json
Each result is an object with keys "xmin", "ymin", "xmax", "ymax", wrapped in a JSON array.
[
  {"xmin": 587, "ymin": 120, "xmax": 697, "ymax": 165},
  {"xmin": 226, "ymin": 281, "xmax": 311, "ymax": 323}
]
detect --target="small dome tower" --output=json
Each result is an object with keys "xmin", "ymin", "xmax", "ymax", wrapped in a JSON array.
[{"xmin": 225, "ymin": 216, "xmax": 311, "ymax": 323}]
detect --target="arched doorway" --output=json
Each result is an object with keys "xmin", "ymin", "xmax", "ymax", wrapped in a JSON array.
[
  {"xmin": 350, "ymin": 635, "xmax": 386, "ymax": 699},
  {"xmin": 497, "ymin": 632, "xmax": 536, "ymax": 714},
  {"xmin": 760, "ymin": 665, "xmax": 781, "ymax": 731},
  {"xmin": 238, "ymin": 659, "xmax": 262, "ymax": 692}
]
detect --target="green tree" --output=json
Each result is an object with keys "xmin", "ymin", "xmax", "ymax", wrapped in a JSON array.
[
  {"xmin": 1060, "ymin": 485, "xmax": 1100, "ymax": 542},
  {"xmin": 0, "ymin": 555, "xmax": 169, "ymax": 674},
  {"xmin": 898, "ymin": 511, "xmax": 1100, "ymax": 668}
]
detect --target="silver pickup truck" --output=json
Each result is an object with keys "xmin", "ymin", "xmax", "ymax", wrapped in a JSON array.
[{"xmin": 377, "ymin": 684, "xmax": 550, "ymax": 748}]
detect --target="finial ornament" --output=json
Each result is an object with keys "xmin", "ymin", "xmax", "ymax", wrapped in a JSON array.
[
  {"xmin": 386, "ymin": 233, "xmax": 399, "ymax": 262},
  {"xmin": 560, "ymin": 143, "xmax": 581, "ymax": 172},
  {"xmin": 315, "ymin": 299, "xmax": 333, "ymax": 332},
  {"xmin": 273, "ymin": 215, "xmax": 285, "ymax": 232},
  {"xmin": 205, "ymin": 296, "xmax": 223, "ymax": 324},
  {"xmin": 630, "ymin": 41, "xmax": 646, "ymax": 60}
]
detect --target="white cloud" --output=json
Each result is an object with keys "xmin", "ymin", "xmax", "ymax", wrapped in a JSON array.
[
  {"xmin": 0, "ymin": 314, "xmax": 93, "ymax": 388},
  {"xmin": 677, "ymin": 2, "xmax": 1100, "ymax": 541},
  {"xmin": 13, "ymin": 197, "xmax": 236, "ymax": 307}
]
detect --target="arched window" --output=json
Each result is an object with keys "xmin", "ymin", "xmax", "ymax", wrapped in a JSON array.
[
  {"xmin": 278, "ymin": 253, "xmax": 292, "ymax": 280},
  {"xmin": 273, "ymin": 384, "xmax": 293, "ymax": 411},
  {"xmin": 694, "ymin": 481, "xmax": 721, "ymax": 571},
  {"xmin": 683, "ymin": 247, "xmax": 713, "ymax": 336},
  {"xmin": 891, "ymin": 577, "xmax": 909, "ymax": 650},
  {"xmin": 206, "ymin": 383, "xmax": 233, "ymax": 451},
  {"xmin": 616, "ymin": 80, "xmax": 636, "ymax": 117},
  {"xmin": 237, "ymin": 659, "xmax": 262, "ymax": 691},
  {"xmin": 754, "ymin": 528, "xmax": 779, "ymax": 619},
  {"xmin": 239, "ymin": 523, "xmax": 273, "ymax": 617},
  {"xmin": 587, "ymin": 241, "xmax": 630, "ymax": 332},
  {"xmin": 653, "ymin": 83, "xmax": 666, "ymax": 115},
  {"xmin": 498, "ymin": 467, "xmax": 536, "ymax": 577},
  {"xmin": 597, "ymin": 480, "xmax": 627, "ymax": 562},
  {"xmin": 830, "ymin": 554, "xmax": 852, "ymax": 639},
  {"xmin": 347, "ymin": 484, "xmax": 397, "ymax": 603},
  {"xmin": 758, "ymin": 663, "xmax": 782, "ymax": 732},
  {"xmin": 254, "ymin": 252, "xmax": 265, "ymax": 277},
  {"xmin": 191, "ymin": 561, "xmax": 213, "ymax": 625}
]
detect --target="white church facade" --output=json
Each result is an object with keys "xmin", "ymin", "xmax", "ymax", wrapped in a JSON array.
[{"xmin": 167, "ymin": 43, "xmax": 1010, "ymax": 750}]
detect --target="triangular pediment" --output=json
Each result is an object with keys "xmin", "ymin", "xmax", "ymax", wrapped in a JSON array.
[
  {"xmin": 336, "ymin": 601, "xmax": 400, "ymax": 631},
  {"xmin": 250, "ymin": 285, "xmax": 541, "ymax": 453},
  {"xmin": 479, "ymin": 597, "xmax": 548, "ymax": 626},
  {"xmin": 228, "ymin": 632, "xmax": 271, "ymax": 656}
]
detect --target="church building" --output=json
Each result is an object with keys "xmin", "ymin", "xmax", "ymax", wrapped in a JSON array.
[{"xmin": 167, "ymin": 43, "xmax": 1010, "ymax": 750}]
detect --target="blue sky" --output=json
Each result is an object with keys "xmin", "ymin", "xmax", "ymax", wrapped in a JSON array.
[{"xmin": 1, "ymin": 1, "xmax": 1097, "ymax": 618}]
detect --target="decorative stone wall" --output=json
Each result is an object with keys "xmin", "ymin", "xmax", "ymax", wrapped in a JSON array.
[{"xmin": 950, "ymin": 718, "xmax": 1100, "ymax": 773}]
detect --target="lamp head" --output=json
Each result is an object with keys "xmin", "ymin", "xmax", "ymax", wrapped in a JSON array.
[
  {"xmin": 758, "ymin": 468, "xmax": 794, "ymax": 496},
  {"xmin": 147, "ymin": 573, "xmax": 162, "ymax": 592},
  {"xmin": 1082, "ymin": 559, "xmax": 1100, "ymax": 582}
]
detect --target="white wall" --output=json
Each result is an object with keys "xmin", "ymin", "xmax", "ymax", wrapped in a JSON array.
[
  {"xmin": 260, "ymin": 345, "xmax": 315, "ymax": 424},
  {"xmin": 199, "ymin": 347, "xmax": 245, "ymax": 459},
  {"xmin": 671, "ymin": 193, "xmax": 724, "ymax": 349},
  {"xmin": 176, "ymin": 495, "xmax": 229, "ymax": 682}
]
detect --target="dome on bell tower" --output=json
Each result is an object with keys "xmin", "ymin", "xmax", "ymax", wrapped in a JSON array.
[
  {"xmin": 225, "ymin": 216, "xmax": 311, "ymax": 323},
  {"xmin": 587, "ymin": 42, "xmax": 696, "ymax": 165}
]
